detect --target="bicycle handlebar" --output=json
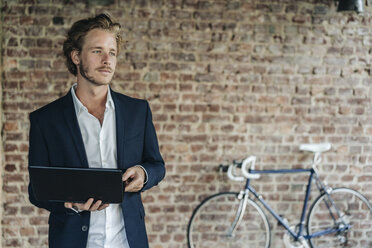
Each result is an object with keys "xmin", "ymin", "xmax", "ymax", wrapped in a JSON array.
[
  {"xmin": 227, "ymin": 162, "xmax": 245, "ymax": 181},
  {"xmin": 220, "ymin": 156, "xmax": 260, "ymax": 181},
  {"xmin": 241, "ymin": 156, "xmax": 260, "ymax": 179}
]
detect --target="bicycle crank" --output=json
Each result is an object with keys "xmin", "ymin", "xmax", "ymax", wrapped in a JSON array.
[{"xmin": 283, "ymin": 226, "xmax": 310, "ymax": 248}]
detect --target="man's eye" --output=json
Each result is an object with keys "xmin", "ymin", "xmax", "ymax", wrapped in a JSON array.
[
  {"xmin": 110, "ymin": 52, "xmax": 116, "ymax": 56},
  {"xmin": 93, "ymin": 50, "xmax": 101, "ymax": 53}
]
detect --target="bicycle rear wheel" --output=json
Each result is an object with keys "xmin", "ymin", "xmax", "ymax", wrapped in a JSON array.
[
  {"xmin": 307, "ymin": 187, "xmax": 372, "ymax": 248},
  {"xmin": 187, "ymin": 192, "xmax": 271, "ymax": 248}
]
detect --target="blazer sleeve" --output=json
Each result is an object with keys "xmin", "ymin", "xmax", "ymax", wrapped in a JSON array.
[
  {"xmin": 140, "ymin": 101, "xmax": 165, "ymax": 191},
  {"xmin": 28, "ymin": 112, "xmax": 75, "ymax": 214}
]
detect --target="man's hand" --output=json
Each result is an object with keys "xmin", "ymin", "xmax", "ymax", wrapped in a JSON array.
[
  {"xmin": 64, "ymin": 198, "xmax": 109, "ymax": 212},
  {"xmin": 122, "ymin": 166, "xmax": 146, "ymax": 192}
]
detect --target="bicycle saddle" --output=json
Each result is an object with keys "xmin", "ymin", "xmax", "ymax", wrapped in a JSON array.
[{"xmin": 299, "ymin": 143, "xmax": 331, "ymax": 153}]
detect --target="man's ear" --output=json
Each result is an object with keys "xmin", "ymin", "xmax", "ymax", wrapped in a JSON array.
[{"xmin": 71, "ymin": 50, "xmax": 80, "ymax": 65}]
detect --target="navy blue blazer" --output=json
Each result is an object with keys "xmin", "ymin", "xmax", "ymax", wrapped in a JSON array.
[{"xmin": 28, "ymin": 89, "xmax": 165, "ymax": 248}]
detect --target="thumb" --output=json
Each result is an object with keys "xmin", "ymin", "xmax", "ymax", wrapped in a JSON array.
[
  {"xmin": 64, "ymin": 202, "xmax": 73, "ymax": 208},
  {"xmin": 122, "ymin": 169, "xmax": 134, "ymax": 182}
]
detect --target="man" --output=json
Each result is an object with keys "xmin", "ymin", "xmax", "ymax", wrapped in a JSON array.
[{"xmin": 28, "ymin": 14, "xmax": 165, "ymax": 248}]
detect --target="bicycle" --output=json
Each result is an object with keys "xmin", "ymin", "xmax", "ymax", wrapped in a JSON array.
[{"xmin": 187, "ymin": 143, "xmax": 372, "ymax": 248}]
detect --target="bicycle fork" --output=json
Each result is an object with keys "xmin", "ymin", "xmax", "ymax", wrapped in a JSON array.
[{"xmin": 225, "ymin": 190, "xmax": 250, "ymax": 238}]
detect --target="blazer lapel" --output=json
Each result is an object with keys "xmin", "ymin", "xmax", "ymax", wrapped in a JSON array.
[
  {"xmin": 111, "ymin": 89, "xmax": 126, "ymax": 170},
  {"xmin": 62, "ymin": 91, "xmax": 89, "ymax": 168}
]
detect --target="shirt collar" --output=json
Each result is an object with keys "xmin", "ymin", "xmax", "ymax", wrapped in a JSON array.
[
  {"xmin": 106, "ymin": 87, "xmax": 115, "ymax": 110},
  {"xmin": 71, "ymin": 83, "xmax": 115, "ymax": 116}
]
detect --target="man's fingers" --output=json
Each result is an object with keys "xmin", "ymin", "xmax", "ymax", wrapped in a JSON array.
[
  {"xmin": 125, "ymin": 183, "xmax": 134, "ymax": 192},
  {"xmin": 125, "ymin": 177, "xmax": 144, "ymax": 192},
  {"xmin": 64, "ymin": 198, "xmax": 107, "ymax": 212},
  {"xmin": 89, "ymin": 200, "xmax": 102, "ymax": 211},
  {"xmin": 64, "ymin": 202, "xmax": 73, "ymax": 208},
  {"xmin": 82, "ymin": 198, "xmax": 94, "ymax": 210},
  {"xmin": 122, "ymin": 169, "xmax": 134, "ymax": 182},
  {"xmin": 122, "ymin": 166, "xmax": 146, "ymax": 192},
  {"xmin": 98, "ymin": 204, "xmax": 109, "ymax": 211},
  {"xmin": 123, "ymin": 166, "xmax": 144, "ymax": 192}
]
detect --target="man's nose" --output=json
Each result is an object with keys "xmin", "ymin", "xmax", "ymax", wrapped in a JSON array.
[{"xmin": 102, "ymin": 52, "xmax": 111, "ymax": 65}]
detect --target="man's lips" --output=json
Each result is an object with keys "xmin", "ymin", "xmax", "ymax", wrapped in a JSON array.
[{"xmin": 97, "ymin": 67, "xmax": 112, "ymax": 73}]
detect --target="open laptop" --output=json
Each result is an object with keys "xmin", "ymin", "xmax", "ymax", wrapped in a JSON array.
[{"xmin": 29, "ymin": 166, "xmax": 124, "ymax": 204}]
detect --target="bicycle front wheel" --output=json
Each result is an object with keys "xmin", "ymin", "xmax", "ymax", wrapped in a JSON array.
[
  {"xmin": 187, "ymin": 192, "xmax": 271, "ymax": 248},
  {"xmin": 307, "ymin": 187, "xmax": 372, "ymax": 248}
]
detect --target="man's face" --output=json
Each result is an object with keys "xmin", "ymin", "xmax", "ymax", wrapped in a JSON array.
[{"xmin": 76, "ymin": 28, "xmax": 117, "ymax": 86}]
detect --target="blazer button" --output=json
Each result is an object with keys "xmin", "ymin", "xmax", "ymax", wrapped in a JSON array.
[{"xmin": 82, "ymin": 225, "xmax": 88, "ymax": 232}]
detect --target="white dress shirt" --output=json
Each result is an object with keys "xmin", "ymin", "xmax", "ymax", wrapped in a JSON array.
[{"xmin": 71, "ymin": 84, "xmax": 130, "ymax": 248}]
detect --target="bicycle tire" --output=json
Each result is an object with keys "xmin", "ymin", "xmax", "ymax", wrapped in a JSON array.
[
  {"xmin": 307, "ymin": 187, "xmax": 372, "ymax": 248},
  {"xmin": 187, "ymin": 192, "xmax": 271, "ymax": 248}
]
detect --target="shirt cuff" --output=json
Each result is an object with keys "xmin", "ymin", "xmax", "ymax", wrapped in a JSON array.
[{"xmin": 135, "ymin": 165, "xmax": 148, "ymax": 184}]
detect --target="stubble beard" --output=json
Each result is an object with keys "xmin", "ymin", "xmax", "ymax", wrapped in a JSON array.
[{"xmin": 79, "ymin": 61, "xmax": 113, "ymax": 86}]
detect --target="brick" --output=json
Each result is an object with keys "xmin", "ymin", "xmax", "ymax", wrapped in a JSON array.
[
  {"xmin": 29, "ymin": 216, "xmax": 48, "ymax": 225},
  {"xmin": 5, "ymin": 164, "xmax": 17, "ymax": 173},
  {"xmin": 359, "ymin": 176, "xmax": 372, "ymax": 182},
  {"xmin": 5, "ymin": 239, "xmax": 23, "ymax": 247},
  {"xmin": 21, "ymin": 206, "xmax": 35, "ymax": 215},
  {"xmin": 27, "ymin": 237, "xmax": 48, "ymax": 246},
  {"xmin": 6, "ymin": 48, "xmax": 28, "ymax": 57},
  {"xmin": 52, "ymin": 16, "xmax": 64, "ymax": 25},
  {"xmin": 3, "ymin": 122, "xmax": 18, "ymax": 131},
  {"xmin": 202, "ymin": 114, "xmax": 230, "ymax": 122},
  {"xmin": 4, "ymin": 174, "xmax": 24, "ymax": 183},
  {"xmin": 21, "ymin": 38, "xmax": 36, "ymax": 47},
  {"xmin": 20, "ymin": 227, "xmax": 35, "ymax": 236},
  {"xmin": 4, "ymin": 143, "xmax": 19, "ymax": 152}
]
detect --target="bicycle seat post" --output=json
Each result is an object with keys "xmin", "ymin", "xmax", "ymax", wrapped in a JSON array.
[
  {"xmin": 312, "ymin": 152, "xmax": 321, "ymax": 176},
  {"xmin": 300, "ymin": 143, "xmax": 332, "ymax": 192},
  {"xmin": 299, "ymin": 143, "xmax": 331, "ymax": 171}
]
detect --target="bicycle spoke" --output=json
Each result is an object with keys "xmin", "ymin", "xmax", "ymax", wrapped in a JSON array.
[
  {"xmin": 187, "ymin": 192, "xmax": 270, "ymax": 248},
  {"xmin": 307, "ymin": 188, "xmax": 372, "ymax": 248}
]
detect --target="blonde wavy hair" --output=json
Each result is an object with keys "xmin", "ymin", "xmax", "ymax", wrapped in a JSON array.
[{"xmin": 63, "ymin": 13, "xmax": 122, "ymax": 76}]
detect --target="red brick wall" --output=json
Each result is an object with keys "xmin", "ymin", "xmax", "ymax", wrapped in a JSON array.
[
  {"xmin": 2, "ymin": 1, "xmax": 372, "ymax": 247},
  {"xmin": 1, "ymin": 0, "xmax": 4, "ymax": 244}
]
